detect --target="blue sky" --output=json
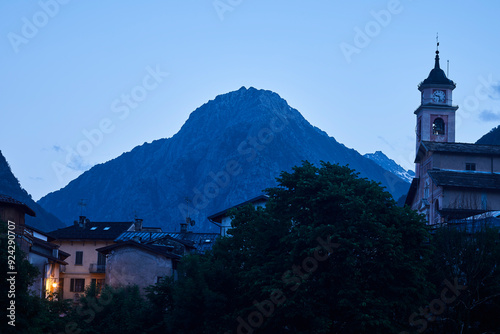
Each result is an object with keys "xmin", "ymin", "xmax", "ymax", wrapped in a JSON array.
[{"xmin": 1, "ymin": 1, "xmax": 500, "ymax": 201}]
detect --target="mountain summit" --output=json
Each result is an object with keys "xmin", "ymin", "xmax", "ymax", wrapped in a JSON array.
[
  {"xmin": 39, "ymin": 87, "xmax": 409, "ymax": 231},
  {"xmin": 364, "ymin": 151, "xmax": 415, "ymax": 183}
]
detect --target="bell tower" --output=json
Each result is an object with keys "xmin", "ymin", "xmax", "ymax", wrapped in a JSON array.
[{"xmin": 414, "ymin": 42, "xmax": 458, "ymax": 155}]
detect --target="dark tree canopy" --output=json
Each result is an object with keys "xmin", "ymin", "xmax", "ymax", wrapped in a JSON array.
[{"xmin": 154, "ymin": 161, "xmax": 433, "ymax": 334}]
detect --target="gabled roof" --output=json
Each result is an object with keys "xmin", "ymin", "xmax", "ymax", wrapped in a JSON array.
[
  {"xmin": 96, "ymin": 241, "xmax": 181, "ymax": 259},
  {"xmin": 30, "ymin": 238, "xmax": 70, "ymax": 264},
  {"xmin": 50, "ymin": 221, "xmax": 134, "ymax": 240},
  {"xmin": 207, "ymin": 195, "xmax": 269, "ymax": 222},
  {"xmin": 428, "ymin": 170, "xmax": 500, "ymax": 190},
  {"xmin": 415, "ymin": 141, "xmax": 500, "ymax": 163},
  {"xmin": 116, "ymin": 231, "xmax": 197, "ymax": 249},
  {"xmin": 115, "ymin": 231, "xmax": 219, "ymax": 253},
  {"xmin": 26, "ymin": 224, "xmax": 55, "ymax": 241},
  {"xmin": 166, "ymin": 232, "xmax": 219, "ymax": 251},
  {"xmin": 0, "ymin": 194, "xmax": 36, "ymax": 217}
]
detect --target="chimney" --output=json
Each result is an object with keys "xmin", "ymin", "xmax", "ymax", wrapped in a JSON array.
[
  {"xmin": 132, "ymin": 235, "xmax": 141, "ymax": 243},
  {"xmin": 79, "ymin": 216, "xmax": 86, "ymax": 228},
  {"xmin": 180, "ymin": 221, "xmax": 188, "ymax": 233},
  {"xmin": 134, "ymin": 218, "xmax": 143, "ymax": 232}
]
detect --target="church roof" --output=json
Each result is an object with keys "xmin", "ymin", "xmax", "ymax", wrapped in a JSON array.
[
  {"xmin": 418, "ymin": 50, "xmax": 456, "ymax": 89},
  {"xmin": 428, "ymin": 170, "xmax": 500, "ymax": 190},
  {"xmin": 415, "ymin": 141, "xmax": 500, "ymax": 163}
]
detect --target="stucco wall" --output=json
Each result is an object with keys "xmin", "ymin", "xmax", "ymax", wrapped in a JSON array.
[
  {"xmin": 436, "ymin": 153, "xmax": 500, "ymax": 172},
  {"xmin": 105, "ymin": 247, "xmax": 173, "ymax": 291},
  {"xmin": 55, "ymin": 240, "xmax": 111, "ymax": 300}
]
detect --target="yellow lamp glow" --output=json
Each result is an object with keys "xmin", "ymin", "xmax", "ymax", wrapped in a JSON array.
[{"xmin": 52, "ymin": 282, "xmax": 58, "ymax": 288}]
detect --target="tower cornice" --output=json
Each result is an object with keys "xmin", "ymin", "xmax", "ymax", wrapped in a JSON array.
[{"xmin": 414, "ymin": 104, "xmax": 458, "ymax": 115}]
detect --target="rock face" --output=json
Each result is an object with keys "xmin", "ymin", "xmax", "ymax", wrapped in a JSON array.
[
  {"xmin": 0, "ymin": 150, "xmax": 64, "ymax": 231},
  {"xmin": 476, "ymin": 125, "xmax": 500, "ymax": 145},
  {"xmin": 38, "ymin": 87, "xmax": 410, "ymax": 231},
  {"xmin": 364, "ymin": 151, "xmax": 415, "ymax": 183}
]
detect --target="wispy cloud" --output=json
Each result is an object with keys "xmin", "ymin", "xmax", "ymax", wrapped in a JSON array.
[
  {"xmin": 479, "ymin": 109, "xmax": 500, "ymax": 122},
  {"xmin": 29, "ymin": 176, "xmax": 44, "ymax": 181},
  {"xmin": 488, "ymin": 82, "xmax": 500, "ymax": 100},
  {"xmin": 67, "ymin": 155, "xmax": 91, "ymax": 172},
  {"xmin": 52, "ymin": 145, "xmax": 64, "ymax": 153}
]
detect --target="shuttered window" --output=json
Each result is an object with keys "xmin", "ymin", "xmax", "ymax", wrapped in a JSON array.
[{"xmin": 75, "ymin": 251, "xmax": 83, "ymax": 265}]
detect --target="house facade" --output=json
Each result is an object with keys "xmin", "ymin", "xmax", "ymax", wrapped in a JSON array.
[
  {"xmin": 49, "ymin": 217, "xmax": 135, "ymax": 300},
  {"xmin": 208, "ymin": 195, "xmax": 268, "ymax": 236},
  {"xmin": 0, "ymin": 194, "xmax": 36, "ymax": 254},
  {"xmin": 1, "ymin": 194, "xmax": 69, "ymax": 299},
  {"xmin": 26, "ymin": 225, "xmax": 70, "ymax": 299},
  {"xmin": 97, "ymin": 241, "xmax": 181, "ymax": 291},
  {"xmin": 405, "ymin": 47, "xmax": 500, "ymax": 224}
]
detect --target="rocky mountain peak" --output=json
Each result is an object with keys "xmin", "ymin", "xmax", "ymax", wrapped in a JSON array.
[{"xmin": 39, "ymin": 87, "xmax": 410, "ymax": 231}]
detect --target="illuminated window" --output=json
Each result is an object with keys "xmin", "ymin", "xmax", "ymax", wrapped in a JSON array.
[
  {"xmin": 432, "ymin": 118, "xmax": 445, "ymax": 135},
  {"xmin": 70, "ymin": 278, "xmax": 85, "ymax": 292}
]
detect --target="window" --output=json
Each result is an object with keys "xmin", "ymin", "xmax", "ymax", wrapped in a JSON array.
[
  {"xmin": 91, "ymin": 278, "xmax": 105, "ymax": 293},
  {"xmin": 424, "ymin": 182, "xmax": 429, "ymax": 199},
  {"xmin": 90, "ymin": 227, "xmax": 97, "ymax": 230},
  {"xmin": 70, "ymin": 278, "xmax": 85, "ymax": 292},
  {"xmin": 156, "ymin": 276, "xmax": 163, "ymax": 284},
  {"xmin": 97, "ymin": 252, "xmax": 106, "ymax": 266},
  {"xmin": 466, "ymin": 163, "xmax": 476, "ymax": 171},
  {"xmin": 75, "ymin": 251, "xmax": 83, "ymax": 265},
  {"xmin": 432, "ymin": 118, "xmax": 445, "ymax": 135},
  {"xmin": 434, "ymin": 200, "xmax": 441, "ymax": 224},
  {"xmin": 103, "ymin": 227, "xmax": 110, "ymax": 230}
]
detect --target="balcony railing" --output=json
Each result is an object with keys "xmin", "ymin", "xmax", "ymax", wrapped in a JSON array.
[{"xmin": 89, "ymin": 263, "xmax": 106, "ymax": 273}]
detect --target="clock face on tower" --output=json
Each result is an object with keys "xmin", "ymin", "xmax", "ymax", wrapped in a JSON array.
[{"xmin": 432, "ymin": 90, "xmax": 446, "ymax": 103}]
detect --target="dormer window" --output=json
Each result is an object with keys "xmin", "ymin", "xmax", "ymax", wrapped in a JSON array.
[
  {"xmin": 466, "ymin": 163, "xmax": 476, "ymax": 171},
  {"xmin": 432, "ymin": 118, "xmax": 445, "ymax": 135}
]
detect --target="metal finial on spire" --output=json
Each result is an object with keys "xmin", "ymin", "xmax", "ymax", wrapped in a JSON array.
[{"xmin": 436, "ymin": 33, "xmax": 439, "ymax": 53}]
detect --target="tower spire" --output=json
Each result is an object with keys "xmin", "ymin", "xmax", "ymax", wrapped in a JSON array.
[{"xmin": 434, "ymin": 33, "xmax": 440, "ymax": 69}]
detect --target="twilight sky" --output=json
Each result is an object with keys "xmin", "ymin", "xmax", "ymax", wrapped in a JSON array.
[{"xmin": 1, "ymin": 0, "xmax": 500, "ymax": 201}]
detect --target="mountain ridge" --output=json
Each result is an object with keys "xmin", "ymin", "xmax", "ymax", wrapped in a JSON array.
[
  {"xmin": 38, "ymin": 87, "xmax": 410, "ymax": 232},
  {"xmin": 364, "ymin": 151, "xmax": 415, "ymax": 183},
  {"xmin": 0, "ymin": 150, "xmax": 65, "ymax": 231},
  {"xmin": 476, "ymin": 125, "xmax": 500, "ymax": 145}
]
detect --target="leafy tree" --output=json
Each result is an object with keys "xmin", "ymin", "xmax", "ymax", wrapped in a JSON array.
[
  {"xmin": 1, "ymin": 220, "xmax": 41, "ymax": 333},
  {"xmin": 72, "ymin": 284, "xmax": 149, "ymax": 334},
  {"xmin": 426, "ymin": 221, "xmax": 500, "ymax": 334},
  {"xmin": 158, "ymin": 161, "xmax": 434, "ymax": 333},
  {"xmin": 147, "ymin": 253, "xmax": 240, "ymax": 334}
]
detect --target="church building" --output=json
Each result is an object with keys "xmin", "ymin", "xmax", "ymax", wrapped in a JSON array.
[{"xmin": 405, "ymin": 45, "xmax": 500, "ymax": 224}]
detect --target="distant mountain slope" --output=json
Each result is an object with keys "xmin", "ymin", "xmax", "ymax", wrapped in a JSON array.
[
  {"xmin": 0, "ymin": 150, "xmax": 64, "ymax": 231},
  {"xmin": 38, "ymin": 87, "xmax": 410, "ymax": 231},
  {"xmin": 476, "ymin": 125, "xmax": 500, "ymax": 145},
  {"xmin": 364, "ymin": 151, "xmax": 415, "ymax": 183}
]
